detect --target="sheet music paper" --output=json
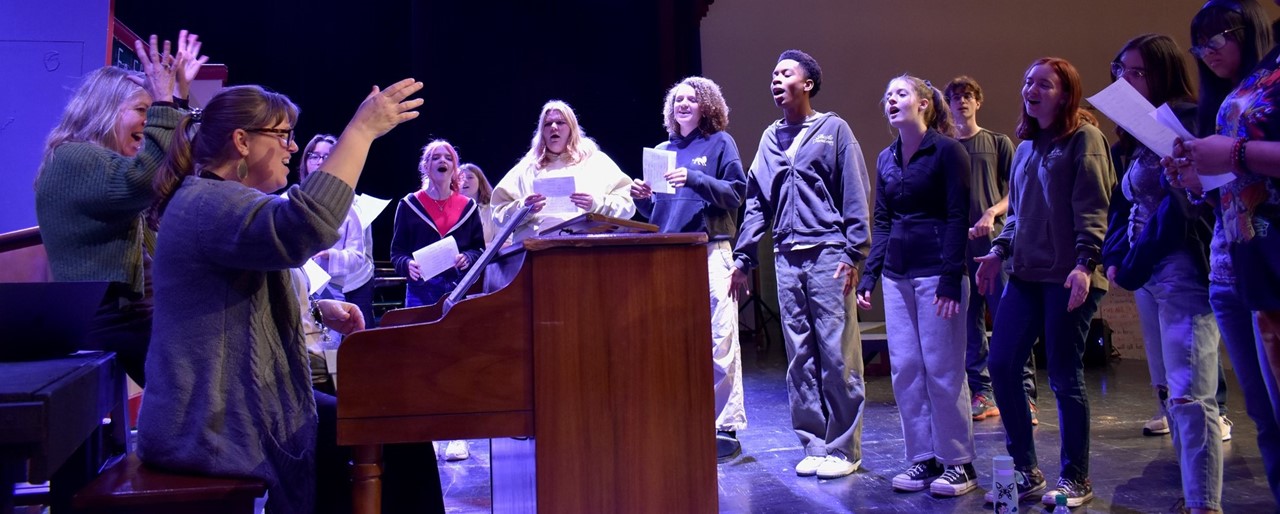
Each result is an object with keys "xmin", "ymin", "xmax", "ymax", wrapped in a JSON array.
[
  {"xmin": 1087, "ymin": 79, "xmax": 1179, "ymax": 158},
  {"xmin": 303, "ymin": 259, "xmax": 331, "ymax": 295},
  {"xmin": 642, "ymin": 148, "xmax": 677, "ymax": 195},
  {"xmin": 1153, "ymin": 104, "xmax": 1236, "ymax": 191},
  {"xmin": 533, "ymin": 176, "xmax": 577, "ymax": 214},
  {"xmin": 411, "ymin": 235, "xmax": 459, "ymax": 281},
  {"xmin": 352, "ymin": 194, "xmax": 391, "ymax": 230}
]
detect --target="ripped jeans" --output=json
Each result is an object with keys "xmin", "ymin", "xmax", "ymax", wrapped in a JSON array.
[{"xmin": 1139, "ymin": 251, "xmax": 1221, "ymax": 511}]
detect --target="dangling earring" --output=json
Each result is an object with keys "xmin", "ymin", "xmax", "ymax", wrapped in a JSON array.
[{"xmin": 236, "ymin": 159, "xmax": 249, "ymax": 181}]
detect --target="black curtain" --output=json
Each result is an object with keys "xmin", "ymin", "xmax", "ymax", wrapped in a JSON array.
[{"xmin": 114, "ymin": 0, "xmax": 705, "ymax": 259}]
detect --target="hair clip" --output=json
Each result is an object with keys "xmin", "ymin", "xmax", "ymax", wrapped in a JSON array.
[{"xmin": 190, "ymin": 108, "xmax": 203, "ymax": 123}]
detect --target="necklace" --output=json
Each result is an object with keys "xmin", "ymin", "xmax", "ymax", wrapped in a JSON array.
[{"xmin": 424, "ymin": 188, "xmax": 451, "ymax": 211}]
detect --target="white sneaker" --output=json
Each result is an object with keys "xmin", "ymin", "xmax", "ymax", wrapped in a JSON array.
[
  {"xmin": 815, "ymin": 455, "xmax": 860, "ymax": 479},
  {"xmin": 1221, "ymin": 415, "xmax": 1234, "ymax": 442},
  {"xmin": 1143, "ymin": 415, "xmax": 1170, "ymax": 436},
  {"xmin": 444, "ymin": 439, "xmax": 470, "ymax": 461},
  {"xmin": 795, "ymin": 455, "xmax": 825, "ymax": 476}
]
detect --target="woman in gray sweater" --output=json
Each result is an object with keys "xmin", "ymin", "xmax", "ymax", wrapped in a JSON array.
[{"xmin": 138, "ymin": 79, "xmax": 423, "ymax": 514}]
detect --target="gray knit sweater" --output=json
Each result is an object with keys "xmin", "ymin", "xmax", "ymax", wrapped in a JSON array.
[
  {"xmin": 137, "ymin": 170, "xmax": 352, "ymax": 514},
  {"xmin": 34, "ymin": 105, "xmax": 182, "ymax": 297}
]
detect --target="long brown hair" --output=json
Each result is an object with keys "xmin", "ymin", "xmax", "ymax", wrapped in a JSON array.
[
  {"xmin": 150, "ymin": 85, "xmax": 299, "ymax": 227},
  {"xmin": 1015, "ymin": 57, "xmax": 1097, "ymax": 141}
]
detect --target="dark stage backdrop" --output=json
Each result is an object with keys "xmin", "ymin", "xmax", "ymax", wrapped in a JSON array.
[{"xmin": 114, "ymin": 0, "xmax": 707, "ymax": 259}]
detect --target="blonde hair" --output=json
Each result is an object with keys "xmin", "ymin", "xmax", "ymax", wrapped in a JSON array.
[
  {"xmin": 524, "ymin": 100, "xmax": 596, "ymax": 170},
  {"xmin": 39, "ymin": 66, "xmax": 148, "ymax": 177},
  {"xmin": 663, "ymin": 76, "xmax": 730, "ymax": 137},
  {"xmin": 418, "ymin": 139, "xmax": 460, "ymax": 192},
  {"xmin": 882, "ymin": 74, "xmax": 954, "ymax": 137},
  {"xmin": 458, "ymin": 163, "xmax": 492, "ymax": 205}
]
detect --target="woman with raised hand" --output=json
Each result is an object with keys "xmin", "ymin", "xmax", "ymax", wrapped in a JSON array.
[
  {"xmin": 974, "ymin": 57, "xmax": 1115, "ymax": 509},
  {"xmin": 855, "ymin": 75, "xmax": 974, "ymax": 497},
  {"xmin": 1101, "ymin": 33, "xmax": 1224, "ymax": 514},
  {"xmin": 34, "ymin": 30, "xmax": 205, "ymax": 385},
  {"xmin": 138, "ymin": 78, "xmax": 427, "ymax": 514}
]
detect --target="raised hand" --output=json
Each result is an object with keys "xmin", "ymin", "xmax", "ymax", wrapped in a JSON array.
[
  {"xmin": 134, "ymin": 33, "xmax": 176, "ymax": 103},
  {"xmin": 347, "ymin": 78, "xmax": 425, "ymax": 141},
  {"xmin": 172, "ymin": 30, "xmax": 209, "ymax": 100}
]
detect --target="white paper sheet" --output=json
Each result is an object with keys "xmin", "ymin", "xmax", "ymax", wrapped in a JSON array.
[
  {"xmin": 642, "ymin": 148, "xmax": 677, "ymax": 195},
  {"xmin": 302, "ymin": 259, "xmax": 331, "ymax": 295},
  {"xmin": 411, "ymin": 235, "xmax": 459, "ymax": 281},
  {"xmin": 352, "ymin": 194, "xmax": 391, "ymax": 230},
  {"xmin": 1087, "ymin": 80, "xmax": 1179, "ymax": 158},
  {"xmin": 1152, "ymin": 105, "xmax": 1236, "ymax": 191},
  {"xmin": 533, "ymin": 176, "xmax": 577, "ymax": 214}
]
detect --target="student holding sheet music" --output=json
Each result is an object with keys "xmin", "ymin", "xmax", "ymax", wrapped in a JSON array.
[
  {"xmin": 973, "ymin": 57, "xmax": 1114, "ymax": 509},
  {"xmin": 1164, "ymin": 0, "xmax": 1280, "ymax": 506},
  {"xmin": 491, "ymin": 100, "xmax": 636, "ymax": 242},
  {"xmin": 629, "ymin": 76, "xmax": 747, "ymax": 461},
  {"xmin": 301, "ymin": 133, "xmax": 377, "ymax": 328},
  {"xmin": 389, "ymin": 140, "xmax": 484, "ymax": 311},
  {"xmin": 1098, "ymin": 33, "xmax": 1223, "ymax": 514}
]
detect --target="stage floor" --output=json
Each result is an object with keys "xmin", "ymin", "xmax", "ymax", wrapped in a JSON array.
[{"xmin": 435, "ymin": 344, "xmax": 1275, "ymax": 513}]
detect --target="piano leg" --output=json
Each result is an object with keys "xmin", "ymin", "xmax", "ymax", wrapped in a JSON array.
[{"xmin": 351, "ymin": 444, "xmax": 383, "ymax": 514}]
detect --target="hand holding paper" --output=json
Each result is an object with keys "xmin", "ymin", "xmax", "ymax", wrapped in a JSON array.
[
  {"xmin": 533, "ymin": 176, "xmax": 577, "ymax": 213},
  {"xmin": 410, "ymin": 236, "xmax": 459, "ymax": 282},
  {"xmin": 642, "ymin": 148, "xmax": 677, "ymax": 194}
]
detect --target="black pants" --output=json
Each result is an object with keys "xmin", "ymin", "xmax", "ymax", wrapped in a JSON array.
[{"xmin": 315, "ymin": 391, "xmax": 445, "ymax": 514}]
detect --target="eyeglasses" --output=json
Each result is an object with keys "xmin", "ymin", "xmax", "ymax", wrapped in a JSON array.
[
  {"xmin": 945, "ymin": 91, "xmax": 976, "ymax": 103},
  {"xmin": 305, "ymin": 152, "xmax": 330, "ymax": 162},
  {"xmin": 1110, "ymin": 62, "xmax": 1147, "ymax": 80},
  {"xmin": 246, "ymin": 127, "xmax": 295, "ymax": 148},
  {"xmin": 1191, "ymin": 27, "xmax": 1244, "ymax": 58}
]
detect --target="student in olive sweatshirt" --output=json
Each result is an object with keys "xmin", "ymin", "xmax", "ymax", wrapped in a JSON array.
[{"xmin": 975, "ymin": 57, "xmax": 1115, "ymax": 509}]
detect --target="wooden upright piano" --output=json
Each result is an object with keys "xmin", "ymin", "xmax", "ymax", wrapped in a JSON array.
[{"xmin": 336, "ymin": 228, "xmax": 717, "ymax": 513}]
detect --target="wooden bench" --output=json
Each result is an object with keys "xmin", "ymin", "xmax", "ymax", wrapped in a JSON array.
[{"xmin": 71, "ymin": 454, "xmax": 266, "ymax": 514}]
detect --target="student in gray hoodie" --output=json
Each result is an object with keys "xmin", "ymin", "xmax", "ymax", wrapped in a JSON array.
[{"xmin": 731, "ymin": 49, "xmax": 872, "ymax": 480}]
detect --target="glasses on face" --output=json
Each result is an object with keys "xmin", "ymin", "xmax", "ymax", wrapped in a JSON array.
[
  {"xmin": 1110, "ymin": 62, "xmax": 1147, "ymax": 80},
  {"xmin": 246, "ymin": 127, "xmax": 295, "ymax": 148},
  {"xmin": 945, "ymin": 92, "xmax": 976, "ymax": 103},
  {"xmin": 1191, "ymin": 27, "xmax": 1244, "ymax": 58},
  {"xmin": 305, "ymin": 152, "xmax": 329, "ymax": 162}
]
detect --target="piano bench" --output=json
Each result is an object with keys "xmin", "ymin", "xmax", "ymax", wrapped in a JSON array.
[{"xmin": 71, "ymin": 453, "xmax": 266, "ymax": 514}]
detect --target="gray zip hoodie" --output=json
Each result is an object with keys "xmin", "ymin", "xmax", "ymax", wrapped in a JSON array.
[{"xmin": 734, "ymin": 112, "xmax": 872, "ymax": 270}]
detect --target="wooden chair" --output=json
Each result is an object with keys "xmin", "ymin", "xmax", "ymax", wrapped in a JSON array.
[{"xmin": 71, "ymin": 454, "xmax": 265, "ymax": 514}]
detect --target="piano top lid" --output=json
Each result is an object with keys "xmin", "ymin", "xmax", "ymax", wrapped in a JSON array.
[{"xmin": 537, "ymin": 213, "xmax": 658, "ymax": 237}]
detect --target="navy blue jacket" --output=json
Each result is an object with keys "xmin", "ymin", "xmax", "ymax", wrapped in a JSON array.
[
  {"xmin": 635, "ymin": 130, "xmax": 746, "ymax": 240},
  {"xmin": 857, "ymin": 129, "xmax": 970, "ymax": 301}
]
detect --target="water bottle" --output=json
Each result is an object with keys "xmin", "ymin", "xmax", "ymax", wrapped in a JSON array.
[
  {"xmin": 992, "ymin": 455, "xmax": 1018, "ymax": 513},
  {"xmin": 1052, "ymin": 493, "xmax": 1070, "ymax": 513}
]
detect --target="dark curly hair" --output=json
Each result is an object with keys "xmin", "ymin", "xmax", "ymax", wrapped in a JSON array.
[{"xmin": 778, "ymin": 49, "xmax": 822, "ymax": 99}]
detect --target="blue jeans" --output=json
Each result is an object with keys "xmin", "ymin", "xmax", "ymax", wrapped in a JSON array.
[
  {"xmin": 989, "ymin": 277, "xmax": 1103, "ymax": 481},
  {"xmin": 1210, "ymin": 281, "xmax": 1280, "ymax": 504},
  {"xmin": 1134, "ymin": 252, "xmax": 1222, "ymax": 510},
  {"xmin": 966, "ymin": 262, "xmax": 1038, "ymax": 403},
  {"xmin": 775, "ymin": 246, "xmax": 865, "ymax": 460}
]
